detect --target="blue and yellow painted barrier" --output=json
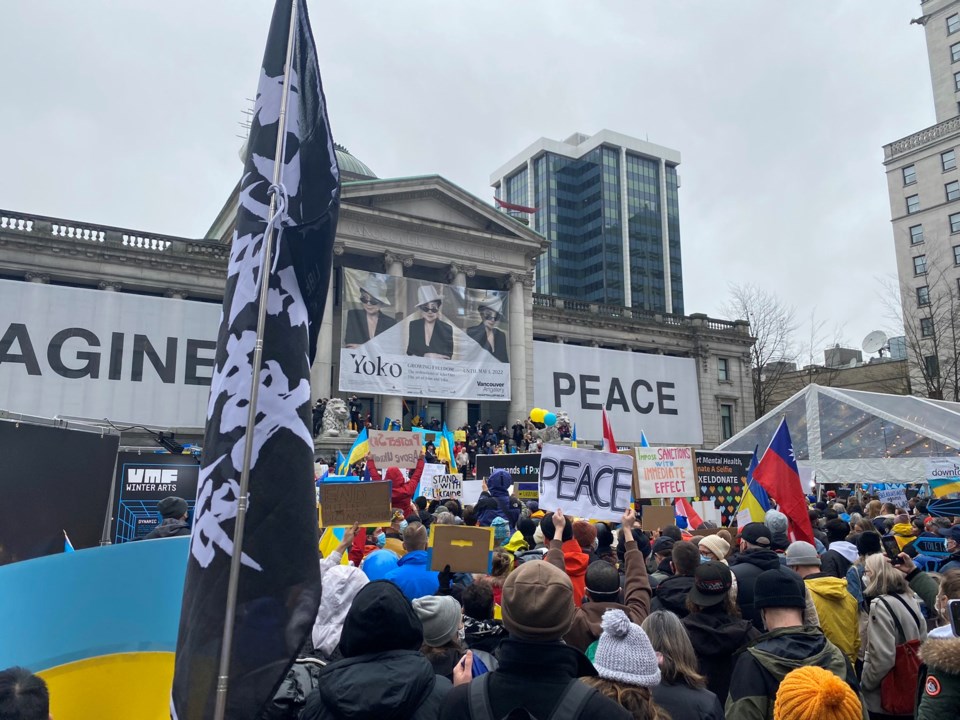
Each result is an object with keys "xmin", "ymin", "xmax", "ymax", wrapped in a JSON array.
[{"xmin": 0, "ymin": 537, "xmax": 189, "ymax": 719}]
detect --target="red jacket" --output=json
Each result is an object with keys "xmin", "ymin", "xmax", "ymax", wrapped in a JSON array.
[
  {"xmin": 555, "ymin": 538, "xmax": 589, "ymax": 608},
  {"xmin": 384, "ymin": 458, "xmax": 422, "ymax": 513}
]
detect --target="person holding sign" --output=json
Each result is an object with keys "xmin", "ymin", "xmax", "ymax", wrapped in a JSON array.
[
  {"xmin": 540, "ymin": 510, "xmax": 589, "ymax": 608},
  {"xmin": 549, "ymin": 507, "xmax": 653, "ymax": 653}
]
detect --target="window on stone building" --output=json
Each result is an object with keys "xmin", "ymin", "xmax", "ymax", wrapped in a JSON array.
[
  {"xmin": 921, "ymin": 317, "xmax": 935, "ymax": 338},
  {"xmin": 954, "ymin": 244, "xmax": 960, "ymax": 265},
  {"xmin": 947, "ymin": 180, "xmax": 960, "ymax": 201},
  {"xmin": 949, "ymin": 13, "xmax": 960, "ymax": 34},
  {"xmin": 910, "ymin": 225, "xmax": 924, "ymax": 244},
  {"xmin": 951, "ymin": 212, "xmax": 960, "ymax": 233},
  {"xmin": 925, "ymin": 355, "xmax": 940, "ymax": 379},
  {"xmin": 903, "ymin": 165, "xmax": 917, "ymax": 186},
  {"xmin": 914, "ymin": 255, "xmax": 927, "ymax": 275},
  {"xmin": 944, "ymin": 150, "xmax": 957, "ymax": 171},
  {"xmin": 906, "ymin": 195, "xmax": 920, "ymax": 214},
  {"xmin": 953, "ymin": 42, "xmax": 960, "ymax": 63},
  {"xmin": 917, "ymin": 285, "xmax": 931, "ymax": 306},
  {"xmin": 718, "ymin": 357, "xmax": 730, "ymax": 382},
  {"xmin": 720, "ymin": 404, "xmax": 734, "ymax": 441}
]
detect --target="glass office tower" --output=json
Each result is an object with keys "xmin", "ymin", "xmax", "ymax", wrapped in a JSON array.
[{"xmin": 492, "ymin": 130, "xmax": 683, "ymax": 314}]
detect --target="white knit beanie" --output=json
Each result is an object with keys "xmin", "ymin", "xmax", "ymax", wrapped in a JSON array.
[
  {"xmin": 698, "ymin": 534, "xmax": 730, "ymax": 562},
  {"xmin": 592, "ymin": 609, "xmax": 661, "ymax": 687}
]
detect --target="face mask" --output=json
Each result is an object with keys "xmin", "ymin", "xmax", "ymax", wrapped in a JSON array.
[
  {"xmin": 399, "ymin": 520, "xmax": 409, "ymax": 534},
  {"xmin": 700, "ymin": 554, "xmax": 711, "ymax": 564},
  {"xmin": 376, "ymin": 532, "xmax": 386, "ymax": 548}
]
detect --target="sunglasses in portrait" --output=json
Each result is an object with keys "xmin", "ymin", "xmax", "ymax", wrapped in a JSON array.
[
  {"xmin": 420, "ymin": 304, "xmax": 441, "ymax": 313},
  {"xmin": 480, "ymin": 310, "xmax": 500, "ymax": 321},
  {"xmin": 359, "ymin": 294, "xmax": 380, "ymax": 305}
]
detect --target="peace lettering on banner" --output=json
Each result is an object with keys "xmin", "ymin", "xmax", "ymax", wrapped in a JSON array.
[{"xmin": 538, "ymin": 444, "xmax": 633, "ymax": 522}]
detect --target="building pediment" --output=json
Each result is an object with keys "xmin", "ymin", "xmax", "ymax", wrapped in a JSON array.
[{"xmin": 342, "ymin": 176, "xmax": 546, "ymax": 248}]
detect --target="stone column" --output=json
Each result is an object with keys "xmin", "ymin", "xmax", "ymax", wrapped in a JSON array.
[
  {"xmin": 507, "ymin": 272, "xmax": 529, "ymax": 423},
  {"xmin": 381, "ymin": 251, "xmax": 411, "ymax": 425},
  {"xmin": 310, "ymin": 277, "xmax": 335, "ymax": 404},
  {"xmin": 446, "ymin": 263, "xmax": 476, "ymax": 431}
]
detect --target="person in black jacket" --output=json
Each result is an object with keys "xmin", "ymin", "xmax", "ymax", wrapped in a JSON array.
[
  {"xmin": 439, "ymin": 558, "xmax": 631, "ymax": 719},
  {"xmin": 301, "ymin": 581, "xmax": 451, "ymax": 720},
  {"xmin": 652, "ymin": 541, "xmax": 699, "ymax": 618},
  {"xmin": 820, "ymin": 518, "xmax": 859, "ymax": 580},
  {"xmin": 407, "ymin": 285, "xmax": 453, "ymax": 359},
  {"xmin": 682, "ymin": 562, "xmax": 760, "ymax": 702},
  {"xmin": 730, "ymin": 522, "xmax": 783, "ymax": 631},
  {"xmin": 343, "ymin": 274, "xmax": 396, "ymax": 347},
  {"xmin": 465, "ymin": 294, "xmax": 509, "ymax": 363},
  {"xmin": 142, "ymin": 496, "xmax": 191, "ymax": 539}
]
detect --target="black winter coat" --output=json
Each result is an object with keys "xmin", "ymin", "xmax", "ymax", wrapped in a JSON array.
[
  {"xmin": 651, "ymin": 575, "xmax": 695, "ymax": 618},
  {"xmin": 142, "ymin": 518, "xmax": 190, "ymax": 539},
  {"xmin": 651, "ymin": 682, "xmax": 725, "ymax": 720},
  {"xmin": 439, "ymin": 638, "xmax": 631, "ymax": 720},
  {"xmin": 730, "ymin": 549, "xmax": 782, "ymax": 630},
  {"xmin": 682, "ymin": 608, "xmax": 760, "ymax": 702},
  {"xmin": 301, "ymin": 649, "xmax": 450, "ymax": 720}
]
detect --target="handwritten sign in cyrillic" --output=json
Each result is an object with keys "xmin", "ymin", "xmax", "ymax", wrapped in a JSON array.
[{"xmin": 368, "ymin": 430, "xmax": 421, "ymax": 468}]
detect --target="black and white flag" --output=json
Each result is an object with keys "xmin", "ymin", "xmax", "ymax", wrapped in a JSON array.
[{"xmin": 171, "ymin": 1, "xmax": 339, "ymax": 717}]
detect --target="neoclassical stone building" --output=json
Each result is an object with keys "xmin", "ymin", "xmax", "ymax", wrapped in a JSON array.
[{"xmin": 0, "ymin": 147, "xmax": 754, "ymax": 449}]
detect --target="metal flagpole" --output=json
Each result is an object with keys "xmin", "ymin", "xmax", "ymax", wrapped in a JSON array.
[{"xmin": 213, "ymin": 2, "xmax": 299, "ymax": 717}]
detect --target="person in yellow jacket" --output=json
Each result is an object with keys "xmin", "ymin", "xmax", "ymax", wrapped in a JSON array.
[{"xmin": 786, "ymin": 541, "xmax": 860, "ymax": 665}]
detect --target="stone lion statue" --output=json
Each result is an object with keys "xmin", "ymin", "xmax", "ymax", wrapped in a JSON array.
[{"xmin": 321, "ymin": 398, "xmax": 351, "ymax": 437}]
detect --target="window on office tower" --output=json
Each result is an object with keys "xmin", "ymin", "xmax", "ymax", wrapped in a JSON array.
[{"xmin": 944, "ymin": 149, "xmax": 958, "ymax": 172}]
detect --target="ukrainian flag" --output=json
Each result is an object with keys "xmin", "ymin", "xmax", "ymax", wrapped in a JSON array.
[
  {"xmin": 318, "ymin": 527, "xmax": 349, "ymax": 565},
  {"xmin": 737, "ymin": 447, "xmax": 772, "ymax": 523},
  {"xmin": 571, "ymin": 424, "xmax": 577, "ymax": 448},
  {"xmin": 339, "ymin": 428, "xmax": 369, "ymax": 474},
  {"xmin": 929, "ymin": 476, "xmax": 960, "ymax": 498}
]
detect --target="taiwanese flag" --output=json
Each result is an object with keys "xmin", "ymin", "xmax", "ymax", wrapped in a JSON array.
[{"xmin": 753, "ymin": 419, "xmax": 815, "ymax": 545}]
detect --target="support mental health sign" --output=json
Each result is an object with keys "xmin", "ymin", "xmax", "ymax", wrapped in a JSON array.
[{"xmin": 538, "ymin": 444, "xmax": 633, "ymax": 522}]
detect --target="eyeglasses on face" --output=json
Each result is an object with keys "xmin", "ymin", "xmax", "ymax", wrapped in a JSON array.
[
  {"xmin": 359, "ymin": 294, "xmax": 380, "ymax": 305},
  {"xmin": 480, "ymin": 310, "xmax": 500, "ymax": 320},
  {"xmin": 420, "ymin": 304, "xmax": 440, "ymax": 313}
]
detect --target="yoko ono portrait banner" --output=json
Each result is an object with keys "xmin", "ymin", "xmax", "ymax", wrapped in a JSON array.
[{"xmin": 338, "ymin": 268, "xmax": 510, "ymax": 400}]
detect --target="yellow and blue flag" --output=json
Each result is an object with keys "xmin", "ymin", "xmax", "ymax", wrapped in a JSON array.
[
  {"xmin": 340, "ymin": 428, "xmax": 369, "ymax": 474},
  {"xmin": 571, "ymin": 424, "xmax": 578, "ymax": 448},
  {"xmin": 737, "ymin": 447, "xmax": 771, "ymax": 523}
]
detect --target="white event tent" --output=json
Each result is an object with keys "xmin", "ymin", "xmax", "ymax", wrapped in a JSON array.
[{"xmin": 716, "ymin": 384, "xmax": 960, "ymax": 485}]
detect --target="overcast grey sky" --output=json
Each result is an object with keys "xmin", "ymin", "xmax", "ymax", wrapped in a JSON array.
[{"xmin": 0, "ymin": 1, "xmax": 934, "ymax": 359}]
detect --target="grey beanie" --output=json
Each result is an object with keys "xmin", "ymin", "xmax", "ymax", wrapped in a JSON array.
[
  {"xmin": 785, "ymin": 541, "xmax": 821, "ymax": 568},
  {"xmin": 592, "ymin": 609, "xmax": 661, "ymax": 687},
  {"xmin": 158, "ymin": 496, "xmax": 188, "ymax": 519},
  {"xmin": 412, "ymin": 595, "xmax": 461, "ymax": 647},
  {"xmin": 765, "ymin": 509, "xmax": 788, "ymax": 536}
]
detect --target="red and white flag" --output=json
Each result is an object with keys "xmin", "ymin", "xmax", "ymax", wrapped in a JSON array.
[
  {"xmin": 674, "ymin": 497, "xmax": 703, "ymax": 530},
  {"xmin": 601, "ymin": 409, "xmax": 618, "ymax": 454}
]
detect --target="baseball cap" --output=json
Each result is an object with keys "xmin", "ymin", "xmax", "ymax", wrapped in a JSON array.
[
  {"xmin": 938, "ymin": 525, "xmax": 960, "ymax": 543},
  {"xmin": 689, "ymin": 561, "xmax": 733, "ymax": 607},
  {"xmin": 740, "ymin": 522, "xmax": 772, "ymax": 547}
]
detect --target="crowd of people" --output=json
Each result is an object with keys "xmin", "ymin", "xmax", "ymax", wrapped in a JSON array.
[
  {"xmin": 263, "ymin": 485, "xmax": 960, "ymax": 719},
  {"xmin": 4, "ymin": 483, "xmax": 960, "ymax": 719}
]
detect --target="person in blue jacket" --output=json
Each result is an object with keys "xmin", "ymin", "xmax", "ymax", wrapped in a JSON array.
[
  {"xmin": 474, "ymin": 469, "xmax": 521, "ymax": 532},
  {"xmin": 384, "ymin": 521, "xmax": 439, "ymax": 601}
]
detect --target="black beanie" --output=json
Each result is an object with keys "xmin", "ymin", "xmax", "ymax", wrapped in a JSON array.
[
  {"xmin": 825, "ymin": 518, "xmax": 850, "ymax": 545},
  {"xmin": 617, "ymin": 528, "xmax": 652, "ymax": 560},
  {"xmin": 856, "ymin": 531, "xmax": 882, "ymax": 556},
  {"xmin": 339, "ymin": 581, "xmax": 423, "ymax": 657},
  {"xmin": 158, "ymin": 496, "xmax": 188, "ymax": 519},
  {"xmin": 754, "ymin": 568, "xmax": 806, "ymax": 610}
]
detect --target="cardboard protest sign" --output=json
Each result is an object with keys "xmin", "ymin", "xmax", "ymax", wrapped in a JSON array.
[
  {"xmin": 432, "ymin": 473, "xmax": 463, "ymax": 500},
  {"xmin": 641, "ymin": 505, "xmax": 676, "ymax": 533},
  {"xmin": 417, "ymin": 463, "xmax": 447, "ymax": 499},
  {"xmin": 317, "ymin": 481, "xmax": 391, "ymax": 527},
  {"xmin": 462, "ymin": 480, "xmax": 484, "ymax": 506},
  {"xmin": 368, "ymin": 430, "xmax": 421, "ymax": 468},
  {"xmin": 634, "ymin": 447, "xmax": 696, "ymax": 499},
  {"xmin": 429, "ymin": 524, "xmax": 494, "ymax": 574},
  {"xmin": 539, "ymin": 444, "xmax": 633, "ymax": 522},
  {"xmin": 516, "ymin": 483, "xmax": 539, "ymax": 500}
]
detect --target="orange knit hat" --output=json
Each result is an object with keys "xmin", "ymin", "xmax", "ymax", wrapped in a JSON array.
[{"xmin": 774, "ymin": 666, "xmax": 861, "ymax": 720}]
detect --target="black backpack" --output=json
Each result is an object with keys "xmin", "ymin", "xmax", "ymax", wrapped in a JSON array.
[{"xmin": 467, "ymin": 674, "xmax": 594, "ymax": 720}]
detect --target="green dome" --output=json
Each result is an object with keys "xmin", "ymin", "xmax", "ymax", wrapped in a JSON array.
[{"xmin": 335, "ymin": 144, "xmax": 376, "ymax": 180}]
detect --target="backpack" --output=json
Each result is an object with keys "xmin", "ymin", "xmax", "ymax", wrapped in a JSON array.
[
  {"xmin": 877, "ymin": 594, "xmax": 924, "ymax": 716},
  {"xmin": 467, "ymin": 673, "xmax": 594, "ymax": 720}
]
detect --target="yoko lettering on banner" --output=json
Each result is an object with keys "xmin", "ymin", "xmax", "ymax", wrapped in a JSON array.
[
  {"xmin": 367, "ymin": 430, "xmax": 421, "ymax": 468},
  {"xmin": 531, "ymin": 341, "xmax": 702, "ymax": 445},
  {"xmin": 634, "ymin": 446, "xmax": 696, "ymax": 499},
  {"xmin": 538, "ymin": 444, "xmax": 634, "ymax": 522}
]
